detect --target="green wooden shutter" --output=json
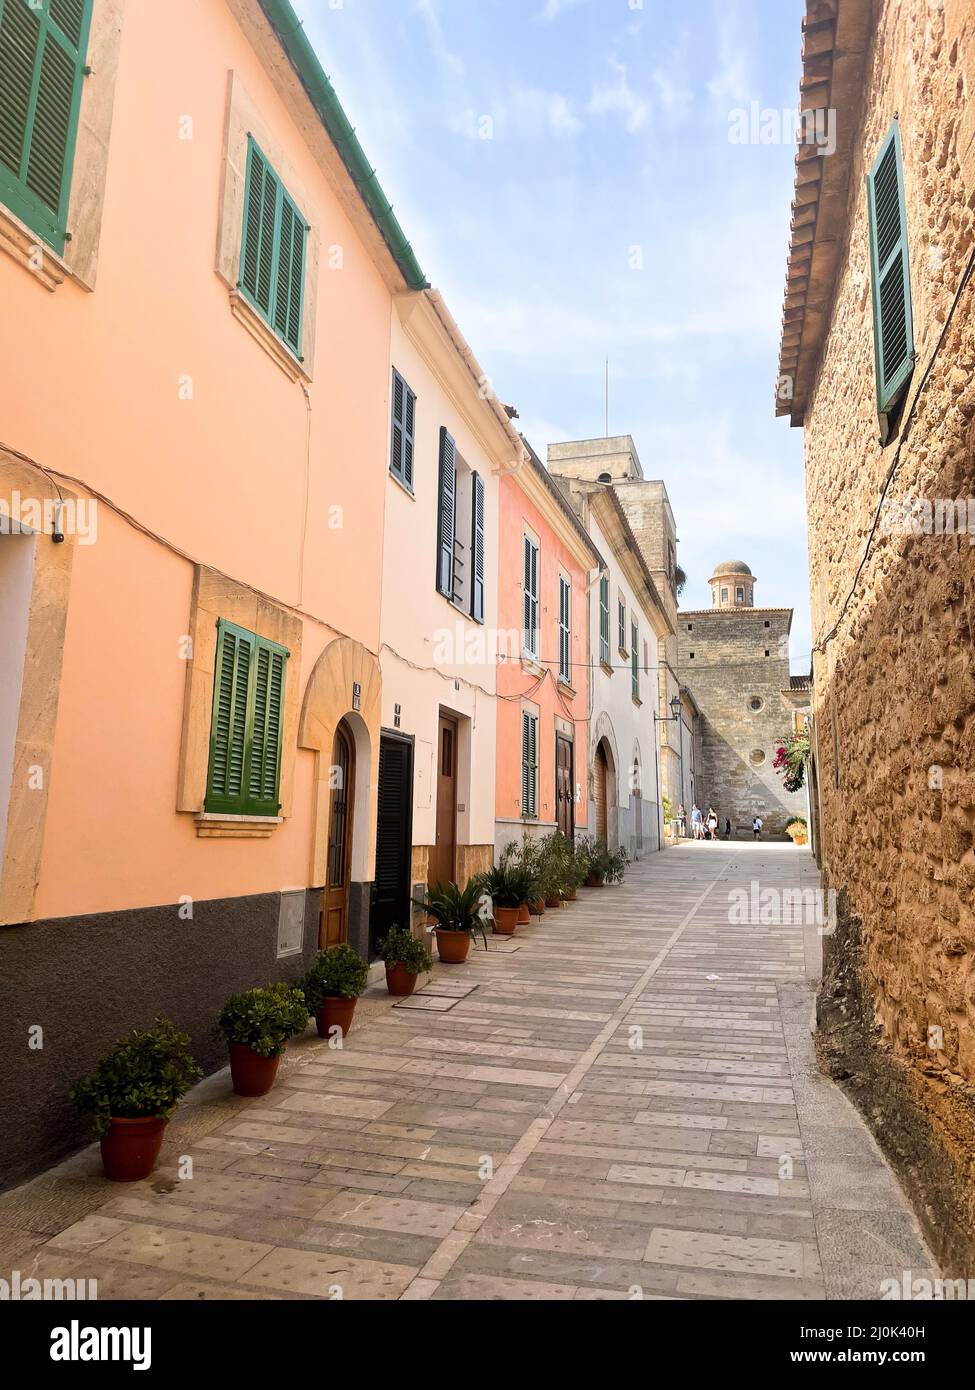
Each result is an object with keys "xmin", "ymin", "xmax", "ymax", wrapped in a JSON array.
[
  {"xmin": 521, "ymin": 711, "xmax": 537, "ymax": 818},
  {"xmin": 599, "ymin": 576, "xmax": 610, "ymax": 665},
  {"xmin": 631, "ymin": 621, "xmax": 639, "ymax": 700},
  {"xmin": 206, "ymin": 620, "xmax": 288, "ymax": 816},
  {"xmin": 436, "ymin": 427, "xmax": 456, "ymax": 597},
  {"xmin": 471, "ymin": 470, "xmax": 485, "ymax": 624},
  {"xmin": 274, "ymin": 190, "xmax": 306, "ymax": 356},
  {"xmin": 523, "ymin": 536, "xmax": 538, "ymax": 657},
  {"xmin": 390, "ymin": 369, "xmax": 416, "ymax": 489},
  {"xmin": 559, "ymin": 575, "xmax": 570, "ymax": 681},
  {"xmin": 206, "ymin": 622, "xmax": 254, "ymax": 813},
  {"xmin": 247, "ymin": 641, "xmax": 286, "ymax": 814},
  {"xmin": 240, "ymin": 137, "xmax": 307, "ymax": 358},
  {"xmin": 0, "ymin": 0, "xmax": 92, "ymax": 252},
  {"xmin": 867, "ymin": 122, "xmax": 914, "ymax": 422}
]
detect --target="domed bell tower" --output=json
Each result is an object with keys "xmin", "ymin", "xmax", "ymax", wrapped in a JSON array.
[{"xmin": 709, "ymin": 561, "xmax": 755, "ymax": 609}]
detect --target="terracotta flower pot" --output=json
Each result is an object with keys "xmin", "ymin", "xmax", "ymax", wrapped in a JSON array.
[
  {"xmin": 566, "ymin": 888, "xmax": 578, "ymax": 901},
  {"xmin": 316, "ymin": 996, "xmax": 357, "ymax": 1039},
  {"xmin": 529, "ymin": 899, "xmax": 546, "ymax": 916},
  {"xmin": 385, "ymin": 962, "xmax": 418, "ymax": 997},
  {"xmin": 100, "ymin": 1115, "xmax": 167, "ymax": 1182},
  {"xmin": 493, "ymin": 906, "xmax": 519, "ymax": 936},
  {"xmin": 228, "ymin": 1043, "xmax": 280, "ymax": 1098},
  {"xmin": 545, "ymin": 895, "xmax": 562, "ymax": 908},
  {"xmin": 517, "ymin": 904, "xmax": 531, "ymax": 924},
  {"xmin": 584, "ymin": 873, "xmax": 605, "ymax": 888},
  {"xmin": 435, "ymin": 929, "xmax": 471, "ymax": 964}
]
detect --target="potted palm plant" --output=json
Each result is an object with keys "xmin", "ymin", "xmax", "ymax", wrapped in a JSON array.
[
  {"xmin": 479, "ymin": 860, "xmax": 530, "ymax": 936},
  {"xmin": 213, "ymin": 983, "xmax": 309, "ymax": 1097},
  {"xmin": 379, "ymin": 926, "xmax": 434, "ymax": 997},
  {"xmin": 418, "ymin": 879, "xmax": 489, "ymax": 963},
  {"xmin": 70, "ymin": 1018, "xmax": 202, "ymax": 1182},
  {"xmin": 302, "ymin": 944, "xmax": 369, "ymax": 1038}
]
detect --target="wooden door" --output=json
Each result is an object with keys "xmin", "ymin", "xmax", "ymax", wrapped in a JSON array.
[
  {"xmin": 594, "ymin": 744, "xmax": 608, "ymax": 842},
  {"xmin": 430, "ymin": 714, "xmax": 457, "ymax": 885},
  {"xmin": 321, "ymin": 721, "xmax": 355, "ymax": 947},
  {"xmin": 370, "ymin": 734, "xmax": 413, "ymax": 956},
  {"xmin": 556, "ymin": 734, "xmax": 574, "ymax": 840}
]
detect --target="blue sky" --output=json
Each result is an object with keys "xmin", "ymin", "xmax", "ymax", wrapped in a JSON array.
[{"xmin": 292, "ymin": 0, "xmax": 811, "ymax": 668}]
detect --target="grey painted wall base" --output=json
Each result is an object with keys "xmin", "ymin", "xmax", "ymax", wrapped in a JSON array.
[{"xmin": 0, "ymin": 891, "xmax": 322, "ymax": 1193}]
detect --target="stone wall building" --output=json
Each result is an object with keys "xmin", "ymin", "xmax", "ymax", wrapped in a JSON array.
[
  {"xmin": 677, "ymin": 562, "xmax": 807, "ymax": 838},
  {"xmin": 776, "ymin": 0, "xmax": 975, "ymax": 1268}
]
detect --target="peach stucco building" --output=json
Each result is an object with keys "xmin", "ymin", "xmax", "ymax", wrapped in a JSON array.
[
  {"xmin": 495, "ymin": 444, "xmax": 602, "ymax": 852},
  {"xmin": 0, "ymin": 0, "xmax": 509, "ymax": 1188}
]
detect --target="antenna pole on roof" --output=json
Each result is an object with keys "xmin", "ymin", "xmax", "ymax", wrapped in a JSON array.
[{"xmin": 605, "ymin": 357, "xmax": 609, "ymax": 438}]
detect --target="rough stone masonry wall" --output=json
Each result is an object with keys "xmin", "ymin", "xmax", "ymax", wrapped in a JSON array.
[
  {"xmin": 677, "ymin": 611, "xmax": 806, "ymax": 836},
  {"xmin": 804, "ymin": 0, "xmax": 975, "ymax": 1268}
]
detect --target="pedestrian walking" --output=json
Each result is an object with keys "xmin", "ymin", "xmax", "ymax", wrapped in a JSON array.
[
  {"xmin": 677, "ymin": 804, "xmax": 687, "ymax": 838},
  {"xmin": 753, "ymin": 815, "xmax": 763, "ymax": 840},
  {"xmin": 725, "ymin": 818, "xmax": 732, "ymax": 841},
  {"xmin": 691, "ymin": 804, "xmax": 703, "ymax": 840},
  {"xmin": 706, "ymin": 807, "xmax": 719, "ymax": 840}
]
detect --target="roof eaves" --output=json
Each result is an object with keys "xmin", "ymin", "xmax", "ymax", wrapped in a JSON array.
[
  {"xmin": 774, "ymin": 0, "xmax": 873, "ymax": 426},
  {"xmin": 258, "ymin": 0, "xmax": 427, "ymax": 292}
]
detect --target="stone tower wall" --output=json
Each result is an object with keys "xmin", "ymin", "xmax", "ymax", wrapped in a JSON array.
[{"xmin": 677, "ymin": 609, "xmax": 806, "ymax": 837}]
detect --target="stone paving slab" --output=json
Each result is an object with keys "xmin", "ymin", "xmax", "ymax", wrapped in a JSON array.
[{"xmin": 0, "ymin": 844, "xmax": 937, "ymax": 1301}]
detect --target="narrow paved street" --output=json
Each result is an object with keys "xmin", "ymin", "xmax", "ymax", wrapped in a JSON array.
[{"xmin": 1, "ymin": 844, "xmax": 935, "ymax": 1301}]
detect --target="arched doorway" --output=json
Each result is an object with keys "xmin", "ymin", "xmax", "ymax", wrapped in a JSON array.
[
  {"xmin": 322, "ymin": 719, "xmax": 355, "ymax": 947},
  {"xmin": 594, "ymin": 743, "xmax": 609, "ymax": 842}
]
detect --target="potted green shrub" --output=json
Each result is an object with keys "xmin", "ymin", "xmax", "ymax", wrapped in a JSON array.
[
  {"xmin": 70, "ymin": 1018, "xmax": 202, "ymax": 1182},
  {"xmin": 513, "ymin": 835, "xmax": 546, "ymax": 916},
  {"xmin": 564, "ymin": 842, "xmax": 587, "ymax": 900},
  {"xmin": 302, "ymin": 944, "xmax": 369, "ymax": 1038},
  {"xmin": 502, "ymin": 838, "xmax": 541, "ymax": 924},
  {"xmin": 379, "ymin": 926, "xmax": 433, "ymax": 997},
  {"xmin": 213, "ymin": 983, "xmax": 309, "ymax": 1097},
  {"xmin": 479, "ymin": 860, "xmax": 530, "ymax": 936},
  {"xmin": 605, "ymin": 844, "xmax": 629, "ymax": 884},
  {"xmin": 578, "ymin": 835, "xmax": 612, "ymax": 887},
  {"xmin": 539, "ymin": 831, "xmax": 575, "ymax": 904},
  {"xmin": 418, "ymin": 879, "xmax": 489, "ymax": 963}
]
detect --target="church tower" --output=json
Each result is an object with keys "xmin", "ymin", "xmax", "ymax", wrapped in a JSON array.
[
  {"xmin": 709, "ymin": 560, "xmax": 756, "ymax": 609},
  {"xmin": 677, "ymin": 557, "xmax": 806, "ymax": 837}
]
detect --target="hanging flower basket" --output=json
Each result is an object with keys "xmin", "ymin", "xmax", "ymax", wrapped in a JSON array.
[{"xmin": 773, "ymin": 729, "xmax": 810, "ymax": 794}]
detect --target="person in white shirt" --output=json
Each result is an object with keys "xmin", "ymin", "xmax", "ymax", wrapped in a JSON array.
[{"xmin": 753, "ymin": 815, "xmax": 763, "ymax": 840}]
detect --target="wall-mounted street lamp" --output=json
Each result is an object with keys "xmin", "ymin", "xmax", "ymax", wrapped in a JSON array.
[{"xmin": 654, "ymin": 694, "xmax": 685, "ymax": 839}]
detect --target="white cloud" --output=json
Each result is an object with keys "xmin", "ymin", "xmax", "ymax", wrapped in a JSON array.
[
  {"xmin": 415, "ymin": 0, "xmax": 465, "ymax": 76},
  {"xmin": 511, "ymin": 84, "xmax": 583, "ymax": 137},
  {"xmin": 589, "ymin": 58, "xmax": 650, "ymax": 135},
  {"xmin": 539, "ymin": 0, "xmax": 588, "ymax": 20},
  {"xmin": 707, "ymin": 10, "xmax": 754, "ymax": 111}
]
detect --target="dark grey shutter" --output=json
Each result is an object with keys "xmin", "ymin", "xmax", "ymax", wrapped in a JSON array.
[
  {"xmin": 867, "ymin": 122, "xmax": 914, "ymax": 419},
  {"xmin": 436, "ymin": 427, "xmax": 456, "ymax": 596},
  {"xmin": 390, "ymin": 370, "xmax": 416, "ymax": 488},
  {"xmin": 471, "ymin": 471, "xmax": 485, "ymax": 623},
  {"xmin": 370, "ymin": 735, "xmax": 413, "ymax": 953}
]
